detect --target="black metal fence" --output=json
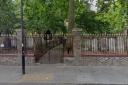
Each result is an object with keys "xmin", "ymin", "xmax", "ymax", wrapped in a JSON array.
[
  {"xmin": 0, "ymin": 33, "xmax": 66, "ymax": 64},
  {"xmin": 1, "ymin": 33, "xmax": 128, "ymax": 65},
  {"xmin": 0, "ymin": 34, "xmax": 17, "ymax": 57},
  {"xmin": 81, "ymin": 34, "xmax": 128, "ymax": 57}
]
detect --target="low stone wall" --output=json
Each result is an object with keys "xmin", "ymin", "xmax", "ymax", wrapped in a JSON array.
[
  {"xmin": 1, "ymin": 56, "xmax": 128, "ymax": 66},
  {"xmin": 64, "ymin": 57, "xmax": 128, "ymax": 66},
  {"xmin": 0, "ymin": 56, "xmax": 35, "ymax": 65}
]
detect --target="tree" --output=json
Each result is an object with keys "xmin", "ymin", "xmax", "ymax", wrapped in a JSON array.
[
  {"xmin": 24, "ymin": 0, "xmax": 69, "ymax": 62},
  {"xmin": 0, "ymin": 0, "xmax": 17, "ymax": 48},
  {"xmin": 0, "ymin": 0, "xmax": 17, "ymax": 34},
  {"xmin": 96, "ymin": 0, "xmax": 126, "ymax": 33},
  {"xmin": 24, "ymin": 0, "xmax": 69, "ymax": 34},
  {"xmin": 76, "ymin": 11, "xmax": 112, "ymax": 33}
]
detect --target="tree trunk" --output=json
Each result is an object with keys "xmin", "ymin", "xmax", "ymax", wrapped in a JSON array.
[
  {"xmin": 68, "ymin": 0, "xmax": 75, "ymax": 33},
  {"xmin": 33, "ymin": 35, "xmax": 43, "ymax": 63},
  {"xmin": 67, "ymin": 0, "xmax": 75, "ymax": 55}
]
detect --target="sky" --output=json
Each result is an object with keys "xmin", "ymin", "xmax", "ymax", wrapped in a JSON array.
[
  {"xmin": 12, "ymin": 0, "xmax": 98, "ymax": 12},
  {"xmin": 89, "ymin": 0, "xmax": 97, "ymax": 12}
]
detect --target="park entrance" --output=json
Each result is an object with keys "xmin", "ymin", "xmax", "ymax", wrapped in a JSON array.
[{"xmin": 25, "ymin": 32, "xmax": 66, "ymax": 64}]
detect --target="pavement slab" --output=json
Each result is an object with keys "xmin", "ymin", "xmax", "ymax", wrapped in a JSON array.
[{"xmin": 0, "ymin": 65, "xmax": 128, "ymax": 85}]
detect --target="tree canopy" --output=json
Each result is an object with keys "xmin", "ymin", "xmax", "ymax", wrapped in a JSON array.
[
  {"xmin": 0, "ymin": 0, "xmax": 127, "ymax": 34},
  {"xmin": 0, "ymin": 0, "xmax": 17, "ymax": 34}
]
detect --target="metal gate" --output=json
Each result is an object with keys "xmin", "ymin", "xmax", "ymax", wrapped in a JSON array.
[{"xmin": 25, "ymin": 33, "xmax": 65, "ymax": 64}]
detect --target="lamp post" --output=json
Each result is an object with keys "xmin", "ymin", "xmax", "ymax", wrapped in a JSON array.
[{"xmin": 21, "ymin": 0, "xmax": 25, "ymax": 74}]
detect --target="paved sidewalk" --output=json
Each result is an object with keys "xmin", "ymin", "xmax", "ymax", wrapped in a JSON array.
[
  {"xmin": 0, "ymin": 64, "xmax": 128, "ymax": 85},
  {"xmin": 0, "ymin": 65, "xmax": 21, "ymax": 83}
]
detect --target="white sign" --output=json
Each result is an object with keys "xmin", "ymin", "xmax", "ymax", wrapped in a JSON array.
[{"xmin": 0, "ymin": 44, "xmax": 4, "ymax": 48}]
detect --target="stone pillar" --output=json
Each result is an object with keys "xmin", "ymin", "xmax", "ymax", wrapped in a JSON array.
[
  {"xmin": 72, "ymin": 28, "xmax": 82, "ymax": 65},
  {"xmin": 16, "ymin": 29, "xmax": 22, "ymax": 65}
]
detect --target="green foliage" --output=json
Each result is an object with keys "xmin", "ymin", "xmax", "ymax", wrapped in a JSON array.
[
  {"xmin": 97, "ymin": 0, "xmax": 127, "ymax": 33},
  {"xmin": 0, "ymin": 0, "xmax": 17, "ymax": 34},
  {"xmin": 0, "ymin": 0, "xmax": 127, "ymax": 34},
  {"xmin": 24, "ymin": 0, "xmax": 68, "ymax": 33},
  {"xmin": 76, "ymin": 11, "xmax": 112, "ymax": 33},
  {"xmin": 19, "ymin": 0, "xmax": 128, "ymax": 33}
]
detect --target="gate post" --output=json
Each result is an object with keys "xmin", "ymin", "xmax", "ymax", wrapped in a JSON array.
[
  {"xmin": 16, "ymin": 29, "xmax": 22, "ymax": 65},
  {"xmin": 72, "ymin": 28, "xmax": 82, "ymax": 65}
]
